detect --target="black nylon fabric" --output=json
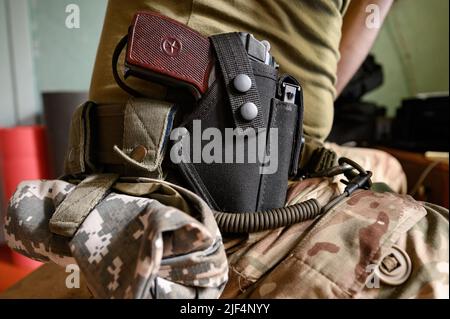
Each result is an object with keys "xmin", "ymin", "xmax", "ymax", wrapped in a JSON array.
[
  {"xmin": 174, "ymin": 38, "xmax": 302, "ymax": 213},
  {"xmin": 256, "ymin": 98, "xmax": 300, "ymax": 211},
  {"xmin": 210, "ymin": 33, "xmax": 265, "ymax": 131},
  {"xmin": 180, "ymin": 77, "xmax": 264, "ymax": 212}
]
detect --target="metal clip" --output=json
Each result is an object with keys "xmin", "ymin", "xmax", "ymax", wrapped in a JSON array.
[
  {"xmin": 338, "ymin": 157, "xmax": 372, "ymax": 195},
  {"xmin": 320, "ymin": 157, "xmax": 373, "ymax": 214},
  {"xmin": 281, "ymin": 82, "xmax": 301, "ymax": 105}
]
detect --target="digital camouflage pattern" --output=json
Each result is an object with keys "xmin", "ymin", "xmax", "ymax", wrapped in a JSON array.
[
  {"xmin": 5, "ymin": 181, "xmax": 77, "ymax": 266},
  {"xmin": 4, "ymin": 178, "xmax": 228, "ymax": 299}
]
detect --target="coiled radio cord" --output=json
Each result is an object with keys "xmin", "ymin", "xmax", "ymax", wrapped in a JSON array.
[{"xmin": 214, "ymin": 157, "xmax": 372, "ymax": 233}]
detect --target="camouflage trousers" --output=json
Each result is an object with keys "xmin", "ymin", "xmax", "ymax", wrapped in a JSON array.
[
  {"xmin": 221, "ymin": 147, "xmax": 448, "ymax": 298},
  {"xmin": 3, "ymin": 148, "xmax": 449, "ymax": 299},
  {"xmin": 325, "ymin": 143, "xmax": 408, "ymax": 194}
]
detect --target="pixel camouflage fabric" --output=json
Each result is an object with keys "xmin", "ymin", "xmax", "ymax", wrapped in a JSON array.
[{"xmin": 4, "ymin": 179, "xmax": 228, "ymax": 299}]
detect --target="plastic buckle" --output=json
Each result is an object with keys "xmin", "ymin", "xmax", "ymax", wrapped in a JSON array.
[
  {"xmin": 337, "ymin": 157, "xmax": 373, "ymax": 196},
  {"xmin": 375, "ymin": 245, "xmax": 412, "ymax": 286},
  {"xmin": 341, "ymin": 171, "xmax": 373, "ymax": 196}
]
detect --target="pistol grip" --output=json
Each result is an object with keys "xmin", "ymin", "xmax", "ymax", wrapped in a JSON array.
[{"xmin": 125, "ymin": 11, "xmax": 213, "ymax": 98}]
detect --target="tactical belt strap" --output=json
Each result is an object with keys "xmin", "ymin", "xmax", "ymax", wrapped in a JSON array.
[
  {"xmin": 111, "ymin": 98, "xmax": 176, "ymax": 178},
  {"xmin": 49, "ymin": 173, "xmax": 119, "ymax": 237},
  {"xmin": 64, "ymin": 99, "xmax": 176, "ymax": 179},
  {"xmin": 94, "ymin": 103, "xmax": 125, "ymax": 166},
  {"xmin": 210, "ymin": 33, "xmax": 264, "ymax": 131},
  {"xmin": 304, "ymin": 147, "xmax": 338, "ymax": 176},
  {"xmin": 94, "ymin": 99, "xmax": 176, "ymax": 179},
  {"xmin": 64, "ymin": 101, "xmax": 96, "ymax": 175}
]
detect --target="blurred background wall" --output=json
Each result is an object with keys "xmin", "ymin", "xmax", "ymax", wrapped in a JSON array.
[
  {"xmin": 364, "ymin": 0, "xmax": 449, "ymax": 116},
  {"xmin": 0, "ymin": 0, "xmax": 106, "ymax": 247},
  {"xmin": 29, "ymin": 0, "xmax": 107, "ymax": 95},
  {"xmin": 1, "ymin": 0, "xmax": 448, "ymax": 127},
  {"xmin": 0, "ymin": 0, "xmax": 107, "ymax": 128}
]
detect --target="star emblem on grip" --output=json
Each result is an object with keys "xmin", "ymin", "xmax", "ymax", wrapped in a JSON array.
[{"xmin": 161, "ymin": 37, "xmax": 182, "ymax": 57}]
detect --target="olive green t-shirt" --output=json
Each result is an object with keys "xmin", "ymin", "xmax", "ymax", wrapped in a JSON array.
[{"xmin": 90, "ymin": 0, "xmax": 349, "ymax": 141}]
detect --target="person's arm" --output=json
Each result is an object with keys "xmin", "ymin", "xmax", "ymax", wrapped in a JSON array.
[{"xmin": 335, "ymin": 0, "xmax": 394, "ymax": 97}]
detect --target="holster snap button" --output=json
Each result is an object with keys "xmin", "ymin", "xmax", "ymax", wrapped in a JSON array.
[{"xmin": 240, "ymin": 102, "xmax": 258, "ymax": 121}]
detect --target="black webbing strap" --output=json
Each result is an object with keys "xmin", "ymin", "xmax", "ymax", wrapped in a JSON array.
[
  {"xmin": 305, "ymin": 147, "xmax": 338, "ymax": 177},
  {"xmin": 210, "ymin": 33, "xmax": 264, "ymax": 130}
]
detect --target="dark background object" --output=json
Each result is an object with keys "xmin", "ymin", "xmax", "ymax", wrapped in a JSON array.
[
  {"xmin": 329, "ymin": 54, "xmax": 449, "ymax": 153},
  {"xmin": 390, "ymin": 95, "xmax": 449, "ymax": 152},
  {"xmin": 328, "ymin": 54, "xmax": 387, "ymax": 146},
  {"xmin": 42, "ymin": 92, "xmax": 88, "ymax": 177},
  {"xmin": 338, "ymin": 54, "xmax": 384, "ymax": 101},
  {"xmin": 328, "ymin": 101, "xmax": 386, "ymax": 146}
]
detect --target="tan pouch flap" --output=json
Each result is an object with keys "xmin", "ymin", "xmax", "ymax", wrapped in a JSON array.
[{"xmin": 113, "ymin": 98, "xmax": 177, "ymax": 179}]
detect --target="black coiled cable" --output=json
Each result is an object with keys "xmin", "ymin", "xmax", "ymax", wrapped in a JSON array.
[
  {"xmin": 213, "ymin": 157, "xmax": 373, "ymax": 233},
  {"xmin": 213, "ymin": 198, "xmax": 321, "ymax": 233}
]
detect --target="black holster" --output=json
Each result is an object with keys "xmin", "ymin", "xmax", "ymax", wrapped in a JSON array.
[
  {"xmin": 64, "ymin": 32, "xmax": 305, "ymax": 215},
  {"xmin": 173, "ymin": 33, "xmax": 304, "ymax": 213}
]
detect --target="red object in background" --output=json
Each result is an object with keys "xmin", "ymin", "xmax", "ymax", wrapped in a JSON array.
[
  {"xmin": 0, "ymin": 257, "xmax": 36, "ymax": 292},
  {"xmin": 0, "ymin": 126, "xmax": 52, "ymax": 201},
  {"xmin": 0, "ymin": 126, "xmax": 52, "ymax": 286}
]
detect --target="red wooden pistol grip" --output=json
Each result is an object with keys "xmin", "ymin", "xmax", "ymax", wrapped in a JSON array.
[{"xmin": 125, "ymin": 11, "xmax": 213, "ymax": 98}]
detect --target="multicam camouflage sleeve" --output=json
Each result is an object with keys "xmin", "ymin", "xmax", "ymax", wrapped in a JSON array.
[
  {"xmin": 4, "ymin": 179, "xmax": 228, "ymax": 299},
  {"xmin": 221, "ymin": 178, "xmax": 449, "ymax": 299}
]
